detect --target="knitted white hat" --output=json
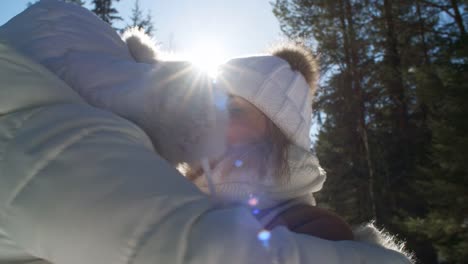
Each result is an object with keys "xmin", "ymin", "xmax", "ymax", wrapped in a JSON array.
[{"xmin": 217, "ymin": 45, "xmax": 318, "ymax": 151}]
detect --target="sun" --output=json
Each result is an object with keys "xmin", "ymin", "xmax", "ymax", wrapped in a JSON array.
[{"xmin": 185, "ymin": 42, "xmax": 226, "ymax": 78}]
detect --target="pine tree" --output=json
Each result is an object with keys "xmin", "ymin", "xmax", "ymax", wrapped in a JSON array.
[
  {"xmin": 92, "ymin": 0, "xmax": 121, "ymax": 25},
  {"xmin": 64, "ymin": 0, "xmax": 85, "ymax": 5},
  {"xmin": 28, "ymin": 0, "xmax": 85, "ymax": 7},
  {"xmin": 273, "ymin": 0, "xmax": 467, "ymax": 262},
  {"xmin": 274, "ymin": 0, "xmax": 379, "ymax": 223},
  {"xmin": 402, "ymin": 2, "xmax": 468, "ymax": 261},
  {"xmin": 124, "ymin": 0, "xmax": 155, "ymax": 36}
]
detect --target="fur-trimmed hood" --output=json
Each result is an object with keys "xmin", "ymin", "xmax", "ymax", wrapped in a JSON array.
[{"xmin": 354, "ymin": 222, "xmax": 415, "ymax": 262}]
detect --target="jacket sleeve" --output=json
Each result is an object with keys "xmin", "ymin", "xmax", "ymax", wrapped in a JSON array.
[{"xmin": 0, "ymin": 41, "xmax": 412, "ymax": 264}]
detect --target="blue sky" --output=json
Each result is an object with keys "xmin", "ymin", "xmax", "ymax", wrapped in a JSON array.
[{"xmin": 0, "ymin": 0, "xmax": 283, "ymax": 59}]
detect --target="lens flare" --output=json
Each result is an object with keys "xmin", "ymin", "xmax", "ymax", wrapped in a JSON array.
[
  {"xmin": 248, "ymin": 196, "xmax": 259, "ymax": 207},
  {"xmin": 212, "ymin": 86, "xmax": 228, "ymax": 111},
  {"xmin": 258, "ymin": 230, "xmax": 271, "ymax": 242},
  {"xmin": 234, "ymin": 159, "xmax": 243, "ymax": 168}
]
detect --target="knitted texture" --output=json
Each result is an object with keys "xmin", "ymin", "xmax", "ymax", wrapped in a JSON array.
[{"xmin": 218, "ymin": 55, "xmax": 313, "ymax": 150}]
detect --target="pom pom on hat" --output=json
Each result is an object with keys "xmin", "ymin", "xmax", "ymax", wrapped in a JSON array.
[{"xmin": 270, "ymin": 42, "xmax": 319, "ymax": 99}]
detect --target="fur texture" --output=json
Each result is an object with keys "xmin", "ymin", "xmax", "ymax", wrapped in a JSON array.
[
  {"xmin": 354, "ymin": 222, "xmax": 415, "ymax": 262},
  {"xmin": 270, "ymin": 43, "xmax": 319, "ymax": 98},
  {"xmin": 122, "ymin": 27, "xmax": 159, "ymax": 63}
]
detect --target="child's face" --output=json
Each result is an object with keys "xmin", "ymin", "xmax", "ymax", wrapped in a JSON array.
[{"xmin": 227, "ymin": 95, "xmax": 268, "ymax": 146}]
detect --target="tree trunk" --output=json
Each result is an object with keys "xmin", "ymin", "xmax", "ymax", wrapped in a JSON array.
[
  {"xmin": 382, "ymin": 0, "xmax": 411, "ymax": 191},
  {"xmin": 450, "ymin": 0, "xmax": 466, "ymax": 36},
  {"xmin": 416, "ymin": 0, "xmax": 430, "ymax": 64},
  {"xmin": 416, "ymin": 0, "xmax": 431, "ymax": 124},
  {"xmin": 383, "ymin": 0, "xmax": 408, "ymax": 136},
  {"xmin": 341, "ymin": 0, "xmax": 377, "ymax": 222}
]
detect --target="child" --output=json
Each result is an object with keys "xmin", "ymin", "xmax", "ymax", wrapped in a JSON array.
[{"xmin": 186, "ymin": 44, "xmax": 354, "ymax": 241}]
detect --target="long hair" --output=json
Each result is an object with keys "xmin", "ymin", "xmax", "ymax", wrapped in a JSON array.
[{"xmin": 184, "ymin": 116, "xmax": 291, "ymax": 183}]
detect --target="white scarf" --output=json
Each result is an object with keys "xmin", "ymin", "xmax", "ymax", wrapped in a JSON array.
[{"xmin": 193, "ymin": 144, "xmax": 326, "ymax": 209}]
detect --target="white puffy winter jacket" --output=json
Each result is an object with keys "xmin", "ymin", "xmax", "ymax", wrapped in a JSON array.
[{"xmin": 0, "ymin": 1, "xmax": 412, "ymax": 264}]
